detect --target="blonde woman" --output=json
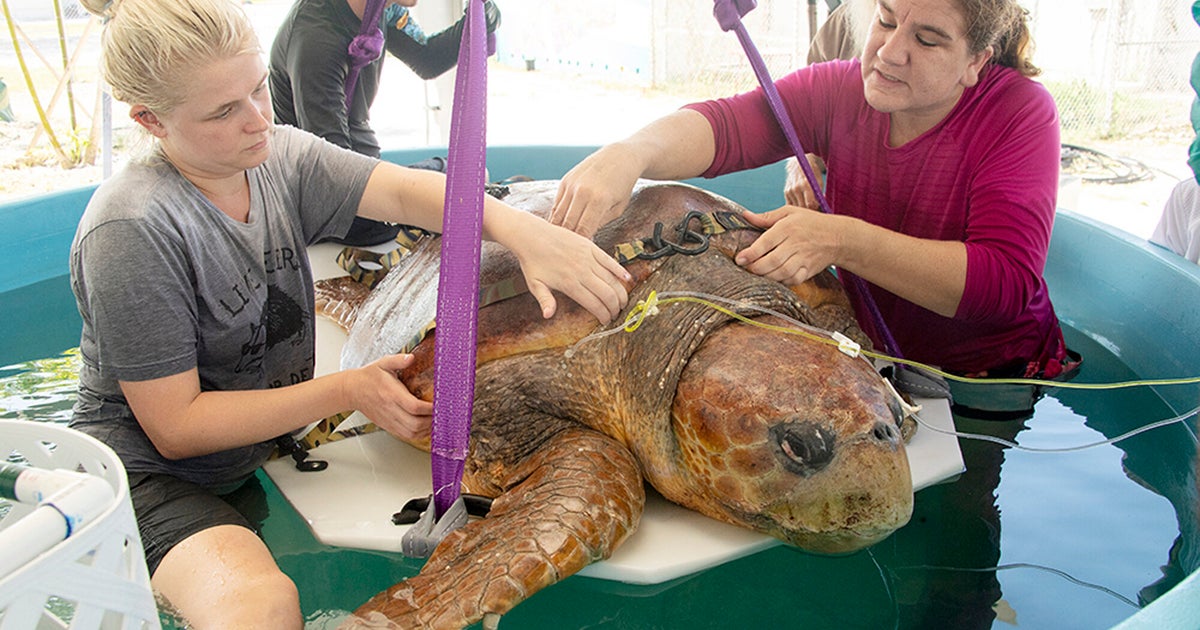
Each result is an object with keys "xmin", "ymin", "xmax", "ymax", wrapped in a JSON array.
[{"xmin": 72, "ymin": 1, "xmax": 629, "ymax": 626}]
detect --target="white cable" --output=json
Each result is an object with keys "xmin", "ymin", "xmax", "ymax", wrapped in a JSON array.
[{"xmin": 912, "ymin": 406, "xmax": 1200, "ymax": 453}]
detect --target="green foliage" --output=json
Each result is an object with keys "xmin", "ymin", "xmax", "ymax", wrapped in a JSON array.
[
  {"xmin": 1045, "ymin": 78, "xmax": 1193, "ymax": 144},
  {"xmin": 1044, "ymin": 79, "xmax": 1112, "ymax": 139}
]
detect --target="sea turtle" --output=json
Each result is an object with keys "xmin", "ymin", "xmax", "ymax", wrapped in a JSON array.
[{"xmin": 320, "ymin": 180, "xmax": 914, "ymax": 629}]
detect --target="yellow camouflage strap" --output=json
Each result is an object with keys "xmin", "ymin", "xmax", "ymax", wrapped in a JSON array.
[
  {"xmin": 384, "ymin": 276, "xmax": 523, "ymax": 366},
  {"xmin": 266, "ymin": 411, "xmax": 381, "ymax": 458},
  {"xmin": 706, "ymin": 209, "xmax": 757, "ymax": 233},
  {"xmin": 478, "ymin": 275, "xmax": 523, "ymax": 307},
  {"xmin": 336, "ymin": 247, "xmax": 403, "ymax": 289},
  {"xmin": 335, "ymin": 228, "xmax": 432, "ymax": 289},
  {"xmin": 613, "ymin": 241, "xmax": 652, "ymax": 265}
]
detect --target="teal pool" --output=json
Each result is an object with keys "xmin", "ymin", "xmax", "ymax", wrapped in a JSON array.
[
  {"xmin": 2, "ymin": 324, "xmax": 1193, "ymax": 628},
  {"xmin": 3, "ymin": 147, "xmax": 1199, "ymax": 628}
]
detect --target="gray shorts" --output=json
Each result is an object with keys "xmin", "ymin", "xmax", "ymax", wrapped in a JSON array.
[{"xmin": 128, "ymin": 472, "xmax": 268, "ymax": 575}]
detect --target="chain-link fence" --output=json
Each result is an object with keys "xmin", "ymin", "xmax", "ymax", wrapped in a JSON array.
[
  {"xmin": 1031, "ymin": 0, "xmax": 1198, "ymax": 143},
  {"xmin": 500, "ymin": 0, "xmax": 1198, "ymax": 145},
  {"xmin": 3, "ymin": 0, "xmax": 1197, "ymax": 162},
  {"xmin": 648, "ymin": 0, "xmax": 815, "ymax": 98},
  {"xmin": 499, "ymin": 0, "xmax": 823, "ymax": 98}
]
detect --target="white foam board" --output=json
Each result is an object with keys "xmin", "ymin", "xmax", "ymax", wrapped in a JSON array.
[{"xmin": 264, "ymin": 245, "xmax": 965, "ymax": 585}]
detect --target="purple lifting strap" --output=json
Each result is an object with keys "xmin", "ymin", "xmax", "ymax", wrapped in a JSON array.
[
  {"xmin": 712, "ymin": 0, "xmax": 904, "ymax": 360},
  {"xmin": 345, "ymin": 0, "xmax": 389, "ymax": 112},
  {"xmin": 429, "ymin": 0, "xmax": 489, "ymax": 518}
]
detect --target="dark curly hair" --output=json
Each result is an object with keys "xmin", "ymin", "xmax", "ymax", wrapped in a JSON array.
[{"xmin": 957, "ymin": 0, "xmax": 1041, "ymax": 77}]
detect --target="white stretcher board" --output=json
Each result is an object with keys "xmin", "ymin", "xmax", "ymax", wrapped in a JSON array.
[{"xmin": 263, "ymin": 244, "xmax": 965, "ymax": 585}]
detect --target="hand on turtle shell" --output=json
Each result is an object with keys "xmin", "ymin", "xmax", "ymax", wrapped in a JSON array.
[
  {"xmin": 347, "ymin": 353, "xmax": 433, "ymax": 442},
  {"xmin": 783, "ymin": 154, "xmax": 827, "ymax": 210},
  {"xmin": 512, "ymin": 220, "xmax": 632, "ymax": 323},
  {"xmin": 736, "ymin": 204, "xmax": 845, "ymax": 287},
  {"xmin": 550, "ymin": 144, "xmax": 643, "ymax": 239}
]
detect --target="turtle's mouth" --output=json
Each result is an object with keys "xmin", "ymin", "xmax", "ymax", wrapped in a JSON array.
[
  {"xmin": 725, "ymin": 494, "xmax": 903, "ymax": 554},
  {"xmin": 775, "ymin": 521, "xmax": 899, "ymax": 554}
]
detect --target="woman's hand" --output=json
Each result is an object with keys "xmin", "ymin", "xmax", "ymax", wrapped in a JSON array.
[
  {"xmin": 550, "ymin": 144, "xmax": 645, "ymax": 238},
  {"xmin": 346, "ymin": 354, "xmax": 434, "ymax": 442},
  {"xmin": 551, "ymin": 109, "xmax": 717, "ymax": 238},
  {"xmin": 735, "ymin": 205, "xmax": 845, "ymax": 287},
  {"xmin": 737, "ymin": 204, "xmax": 968, "ymax": 317},
  {"xmin": 511, "ymin": 216, "xmax": 632, "ymax": 323},
  {"xmin": 783, "ymin": 154, "xmax": 827, "ymax": 210}
]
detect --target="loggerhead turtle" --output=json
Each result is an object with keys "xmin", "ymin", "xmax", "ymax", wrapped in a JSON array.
[{"xmin": 320, "ymin": 180, "xmax": 914, "ymax": 629}]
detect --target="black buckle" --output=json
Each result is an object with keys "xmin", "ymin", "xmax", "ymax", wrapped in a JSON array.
[
  {"xmin": 273, "ymin": 435, "xmax": 329, "ymax": 472},
  {"xmin": 636, "ymin": 211, "xmax": 711, "ymax": 261},
  {"xmin": 392, "ymin": 493, "xmax": 494, "ymax": 525}
]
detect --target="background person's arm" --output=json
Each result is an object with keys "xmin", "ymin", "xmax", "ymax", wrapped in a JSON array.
[
  {"xmin": 384, "ymin": 1, "xmax": 501, "ymax": 79},
  {"xmin": 282, "ymin": 30, "xmax": 355, "ymax": 149}
]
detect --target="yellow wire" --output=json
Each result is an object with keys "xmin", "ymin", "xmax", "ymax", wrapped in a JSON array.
[
  {"xmin": 622, "ymin": 293, "xmax": 1200, "ymax": 392},
  {"xmin": 623, "ymin": 290, "xmax": 660, "ymax": 332}
]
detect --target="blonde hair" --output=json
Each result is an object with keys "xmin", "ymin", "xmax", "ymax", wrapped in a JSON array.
[{"xmin": 80, "ymin": 0, "xmax": 261, "ymax": 112}]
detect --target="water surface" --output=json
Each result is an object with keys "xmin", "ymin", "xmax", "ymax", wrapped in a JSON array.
[{"xmin": 2, "ymin": 321, "xmax": 1197, "ymax": 629}]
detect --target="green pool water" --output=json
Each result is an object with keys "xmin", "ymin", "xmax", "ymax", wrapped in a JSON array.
[
  {"xmin": 3, "ymin": 303, "xmax": 1197, "ymax": 628},
  {"xmin": 3, "ymin": 164, "xmax": 1197, "ymax": 626}
]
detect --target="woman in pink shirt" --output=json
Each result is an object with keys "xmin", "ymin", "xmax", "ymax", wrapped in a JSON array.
[{"xmin": 552, "ymin": 0, "xmax": 1076, "ymax": 389}]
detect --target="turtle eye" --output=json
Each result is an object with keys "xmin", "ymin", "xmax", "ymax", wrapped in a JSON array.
[{"xmin": 771, "ymin": 421, "xmax": 836, "ymax": 477}]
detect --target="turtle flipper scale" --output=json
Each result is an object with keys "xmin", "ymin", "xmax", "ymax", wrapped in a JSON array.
[{"xmin": 342, "ymin": 428, "xmax": 644, "ymax": 629}]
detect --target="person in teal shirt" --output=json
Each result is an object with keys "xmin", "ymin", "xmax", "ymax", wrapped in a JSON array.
[{"xmin": 1188, "ymin": 0, "xmax": 1200, "ymax": 180}]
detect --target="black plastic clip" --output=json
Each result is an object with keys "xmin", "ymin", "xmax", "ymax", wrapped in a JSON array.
[
  {"xmin": 273, "ymin": 435, "xmax": 329, "ymax": 472},
  {"xmin": 392, "ymin": 493, "xmax": 493, "ymax": 525},
  {"xmin": 636, "ymin": 211, "xmax": 711, "ymax": 261},
  {"xmin": 395, "ymin": 493, "xmax": 495, "ymax": 558}
]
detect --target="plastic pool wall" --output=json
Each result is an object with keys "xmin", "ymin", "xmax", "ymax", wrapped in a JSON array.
[{"xmin": 2, "ymin": 146, "xmax": 1199, "ymax": 628}]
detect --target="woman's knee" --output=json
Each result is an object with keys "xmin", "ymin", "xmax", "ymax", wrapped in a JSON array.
[
  {"xmin": 231, "ymin": 568, "xmax": 302, "ymax": 627},
  {"xmin": 153, "ymin": 525, "xmax": 302, "ymax": 628}
]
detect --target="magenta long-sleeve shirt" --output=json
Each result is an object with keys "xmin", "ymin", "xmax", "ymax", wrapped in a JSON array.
[{"xmin": 686, "ymin": 59, "xmax": 1066, "ymax": 374}]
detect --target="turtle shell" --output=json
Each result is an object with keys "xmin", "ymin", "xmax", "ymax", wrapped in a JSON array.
[{"xmin": 325, "ymin": 180, "xmax": 913, "ymax": 628}]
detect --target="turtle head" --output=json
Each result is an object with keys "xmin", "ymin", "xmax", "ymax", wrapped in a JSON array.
[{"xmin": 665, "ymin": 322, "xmax": 913, "ymax": 555}]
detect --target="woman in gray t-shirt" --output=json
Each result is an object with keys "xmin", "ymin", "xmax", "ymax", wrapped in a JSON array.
[{"xmin": 71, "ymin": 1, "xmax": 630, "ymax": 627}]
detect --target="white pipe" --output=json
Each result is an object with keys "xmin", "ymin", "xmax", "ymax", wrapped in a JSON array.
[
  {"xmin": 0, "ymin": 463, "xmax": 114, "ymax": 577},
  {"xmin": 0, "ymin": 506, "xmax": 70, "ymax": 577}
]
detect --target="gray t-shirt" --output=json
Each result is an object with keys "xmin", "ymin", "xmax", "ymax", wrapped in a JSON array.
[{"xmin": 69, "ymin": 125, "xmax": 376, "ymax": 490}]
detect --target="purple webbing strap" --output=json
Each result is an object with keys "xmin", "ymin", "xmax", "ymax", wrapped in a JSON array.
[
  {"xmin": 712, "ymin": 0, "xmax": 903, "ymax": 360},
  {"xmin": 345, "ymin": 0, "xmax": 389, "ymax": 112},
  {"xmin": 429, "ymin": 0, "xmax": 488, "ymax": 518}
]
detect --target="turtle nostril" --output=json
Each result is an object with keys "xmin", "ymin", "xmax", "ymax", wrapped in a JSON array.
[{"xmin": 871, "ymin": 421, "xmax": 899, "ymax": 445}]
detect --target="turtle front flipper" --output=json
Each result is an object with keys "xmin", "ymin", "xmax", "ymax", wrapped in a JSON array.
[{"xmin": 341, "ymin": 427, "xmax": 645, "ymax": 629}]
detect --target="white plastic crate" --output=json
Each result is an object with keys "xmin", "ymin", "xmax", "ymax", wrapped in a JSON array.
[{"xmin": 0, "ymin": 420, "xmax": 159, "ymax": 630}]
